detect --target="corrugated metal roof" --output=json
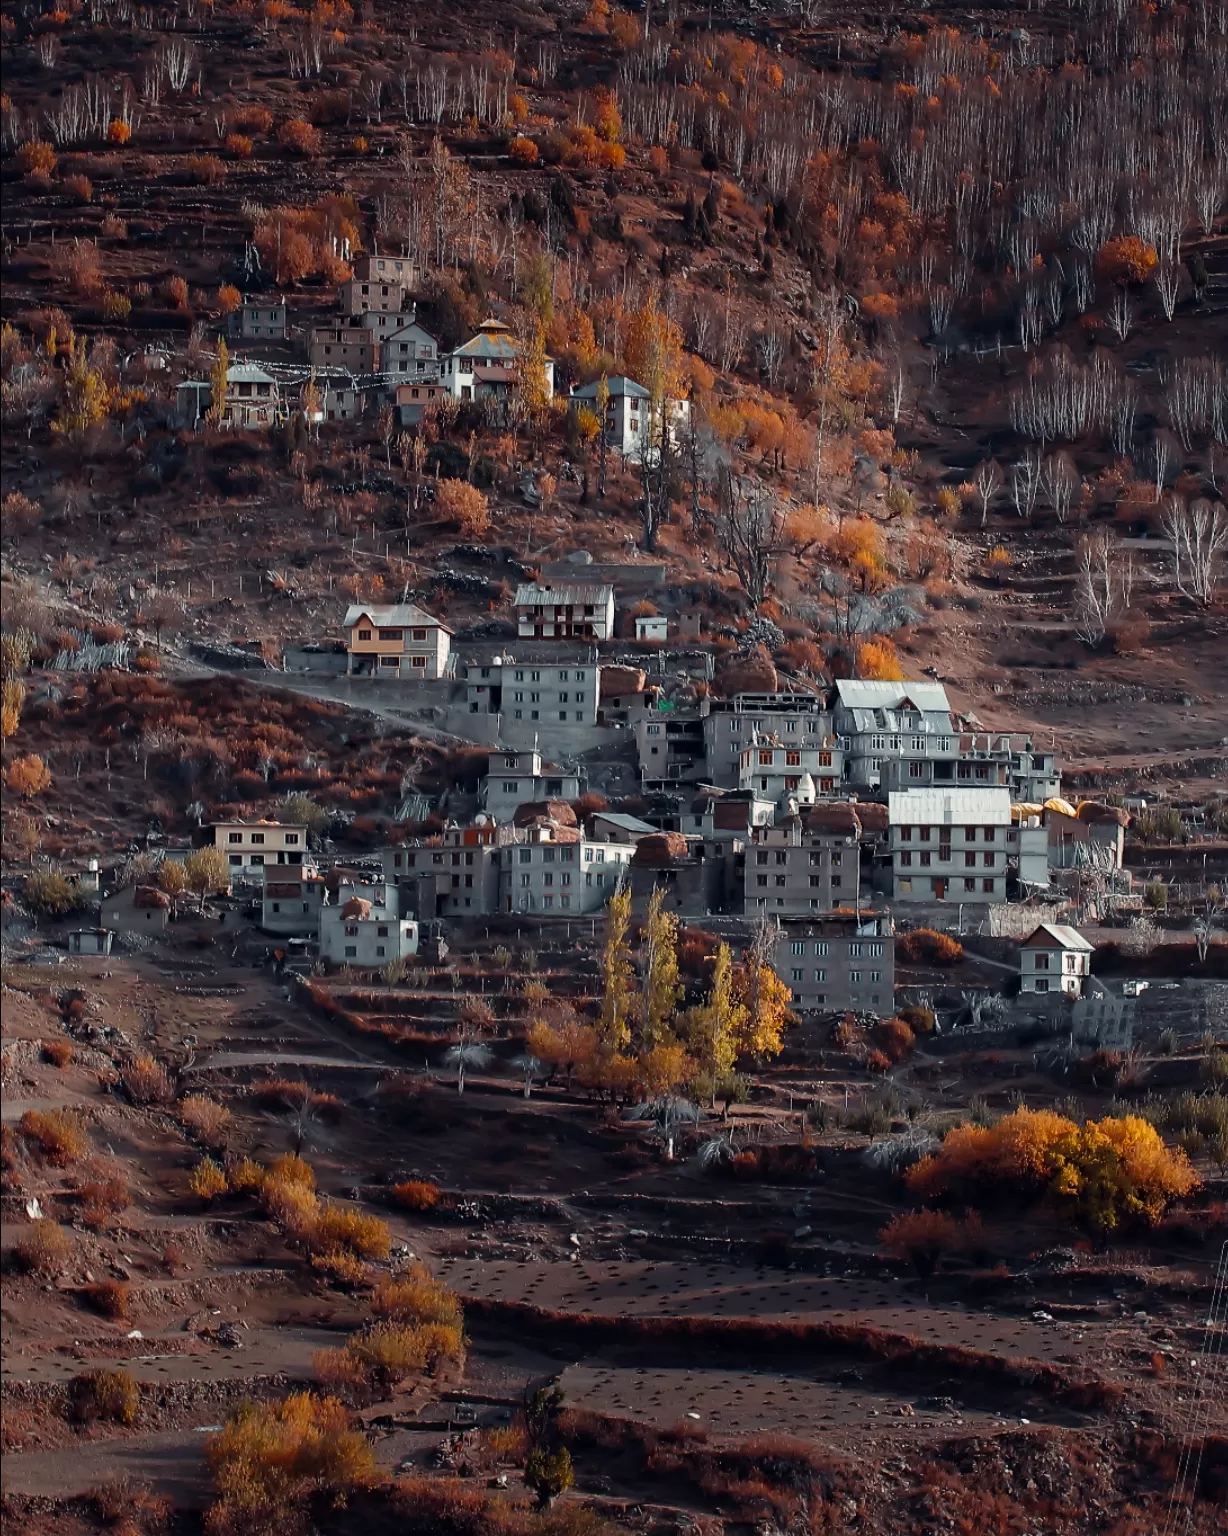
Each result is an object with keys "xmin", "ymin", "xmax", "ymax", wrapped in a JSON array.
[
  {"xmin": 835, "ymin": 679, "xmax": 951, "ymax": 712},
  {"xmin": 343, "ymin": 603, "xmax": 452, "ymax": 632},
  {"xmin": 592, "ymin": 811, "xmax": 658, "ymax": 834},
  {"xmin": 1023, "ymin": 923, "xmax": 1094, "ymax": 950},
  {"xmin": 514, "ymin": 583, "xmax": 614, "ymax": 607},
  {"xmin": 572, "ymin": 374, "xmax": 651, "ymax": 400},
  {"xmin": 887, "ymin": 787, "xmax": 1012, "ymax": 825},
  {"xmin": 226, "ymin": 362, "xmax": 277, "ymax": 383}
]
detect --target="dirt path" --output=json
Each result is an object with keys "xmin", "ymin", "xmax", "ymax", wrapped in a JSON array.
[{"xmin": 2, "ymin": 1429, "xmax": 213, "ymax": 1504}]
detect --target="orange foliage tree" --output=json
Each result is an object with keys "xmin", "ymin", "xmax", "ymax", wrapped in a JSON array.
[
  {"xmin": 435, "ymin": 479, "xmax": 489, "ymax": 537},
  {"xmin": 1098, "ymin": 237, "xmax": 1158, "ymax": 286},
  {"xmin": 6, "ymin": 753, "xmax": 52, "ymax": 799},
  {"xmin": 856, "ymin": 637, "xmax": 903, "ymax": 680}
]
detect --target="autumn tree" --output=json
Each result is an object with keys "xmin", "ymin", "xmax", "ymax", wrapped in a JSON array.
[
  {"xmin": 716, "ymin": 467, "xmax": 782, "ymax": 607},
  {"xmin": 52, "ymin": 337, "xmax": 110, "ymax": 438},
  {"xmin": 1, "ymin": 677, "xmax": 24, "ymax": 739},
  {"xmin": 527, "ymin": 1005, "xmax": 597, "ymax": 1088},
  {"xmin": 683, "ymin": 941, "xmax": 748, "ymax": 1099},
  {"xmin": 514, "ymin": 318, "xmax": 551, "ymax": 438},
  {"xmin": 208, "ymin": 338, "xmax": 229, "ymax": 426},
  {"xmin": 595, "ymin": 372, "xmax": 610, "ymax": 497},
  {"xmin": 6, "ymin": 754, "xmax": 52, "ymax": 799},
  {"xmin": 436, "ymin": 479, "xmax": 490, "ymax": 537},
  {"xmin": 735, "ymin": 917, "xmax": 794, "ymax": 1061},
  {"xmin": 635, "ymin": 886, "xmax": 682, "ymax": 1054},
  {"xmin": 184, "ymin": 846, "xmax": 230, "ymax": 912},
  {"xmin": 597, "ymin": 882, "xmax": 634, "ymax": 1057}
]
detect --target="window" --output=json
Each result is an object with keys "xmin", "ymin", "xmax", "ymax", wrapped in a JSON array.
[
  {"xmin": 965, "ymin": 826, "xmax": 977, "ymax": 840},
  {"xmin": 520, "ymin": 873, "xmax": 531, "ymax": 887},
  {"xmin": 229, "ymin": 854, "xmax": 242, "ymax": 866},
  {"xmin": 379, "ymin": 629, "xmax": 403, "ymax": 641},
  {"xmin": 251, "ymin": 833, "xmax": 265, "ymax": 845},
  {"xmin": 759, "ymin": 749, "xmax": 773, "ymax": 766},
  {"xmin": 965, "ymin": 851, "xmax": 977, "ymax": 867},
  {"xmin": 791, "ymin": 968, "xmax": 804, "ymax": 982},
  {"xmin": 775, "ymin": 875, "xmax": 786, "ymax": 887},
  {"xmin": 1035, "ymin": 953, "xmax": 1050, "ymax": 970},
  {"xmin": 412, "ymin": 628, "xmax": 427, "ymax": 641},
  {"xmin": 899, "ymin": 826, "xmax": 911, "ymax": 841},
  {"xmin": 503, "ymin": 781, "xmax": 519, "ymax": 794},
  {"xmin": 791, "ymin": 940, "xmax": 805, "ymax": 955},
  {"xmin": 344, "ymin": 924, "xmax": 358, "ymax": 937},
  {"xmin": 809, "ymin": 875, "xmax": 823, "ymax": 887},
  {"xmin": 380, "ymin": 656, "xmax": 399, "ymax": 668},
  {"xmin": 786, "ymin": 751, "xmax": 800, "ymax": 766},
  {"xmin": 228, "ymin": 832, "xmax": 243, "ymax": 844},
  {"xmin": 849, "ymin": 970, "xmax": 862, "ymax": 983},
  {"xmin": 344, "ymin": 945, "xmax": 357, "ymax": 958},
  {"xmin": 964, "ymin": 878, "xmax": 977, "ymax": 891},
  {"xmin": 271, "ymin": 902, "xmax": 281, "ymax": 913},
  {"xmin": 756, "ymin": 875, "xmax": 768, "ymax": 888},
  {"xmin": 518, "ymin": 849, "xmax": 532, "ymax": 864},
  {"xmin": 775, "ymin": 852, "xmax": 787, "ymax": 866},
  {"xmin": 900, "ymin": 851, "xmax": 912, "ymax": 867},
  {"xmin": 410, "ymin": 655, "xmax": 427, "ymax": 669},
  {"xmin": 285, "ymin": 833, "xmax": 299, "ymax": 845},
  {"xmin": 920, "ymin": 852, "xmax": 931, "ymax": 867},
  {"xmin": 909, "ymin": 761, "xmax": 924, "ymax": 779},
  {"xmin": 376, "ymin": 925, "xmax": 389, "ymax": 937},
  {"xmin": 1036, "ymin": 978, "xmax": 1050, "ymax": 992},
  {"xmin": 982, "ymin": 878, "xmax": 995, "ymax": 892},
  {"xmin": 814, "ymin": 968, "xmax": 827, "ymax": 982},
  {"xmin": 919, "ymin": 826, "xmax": 931, "ymax": 841},
  {"xmin": 869, "ymin": 970, "xmax": 881, "ymax": 982},
  {"xmin": 983, "ymin": 852, "xmax": 995, "ymax": 867}
]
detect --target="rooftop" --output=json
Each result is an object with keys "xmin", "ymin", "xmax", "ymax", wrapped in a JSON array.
[
  {"xmin": 887, "ymin": 787, "xmax": 1013, "ymax": 826},
  {"xmin": 343, "ymin": 603, "xmax": 452, "ymax": 633},
  {"xmin": 571, "ymin": 374, "xmax": 651, "ymax": 400},
  {"xmin": 1023, "ymin": 923, "xmax": 1094, "ymax": 951},
  {"xmin": 835, "ymin": 679, "xmax": 952, "ymax": 713},
  {"xmin": 514, "ymin": 583, "xmax": 615, "ymax": 607}
]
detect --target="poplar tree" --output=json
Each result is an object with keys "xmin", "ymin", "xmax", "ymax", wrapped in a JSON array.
[
  {"xmin": 597, "ymin": 883, "xmax": 634, "ymax": 1056},
  {"xmin": 636, "ymin": 885, "xmax": 681, "ymax": 1054}
]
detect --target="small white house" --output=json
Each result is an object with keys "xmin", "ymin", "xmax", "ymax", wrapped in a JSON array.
[
  {"xmin": 634, "ymin": 613, "xmax": 669, "ymax": 642},
  {"xmin": 212, "ymin": 821, "xmax": 308, "ymax": 873},
  {"xmin": 1020, "ymin": 923, "xmax": 1094, "ymax": 998},
  {"xmin": 515, "ymin": 583, "xmax": 614, "ymax": 643},
  {"xmin": 68, "ymin": 928, "xmax": 114, "ymax": 956},
  {"xmin": 570, "ymin": 375, "xmax": 691, "ymax": 463},
  {"xmin": 262, "ymin": 872, "xmax": 327, "ymax": 937},
  {"xmin": 439, "ymin": 317, "xmax": 555, "ymax": 403},
  {"xmin": 319, "ymin": 881, "xmax": 418, "ymax": 967},
  {"xmin": 342, "ymin": 602, "xmax": 452, "ymax": 680}
]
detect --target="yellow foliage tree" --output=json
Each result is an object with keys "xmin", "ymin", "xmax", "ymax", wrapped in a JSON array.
[
  {"xmin": 206, "ymin": 1393, "xmax": 376, "ymax": 1520},
  {"xmin": 515, "ymin": 318, "xmax": 551, "ymax": 435},
  {"xmin": 6, "ymin": 753, "xmax": 51, "ymax": 798},
  {"xmin": 623, "ymin": 292, "xmax": 683, "ymax": 411},
  {"xmin": 435, "ymin": 478, "xmax": 490, "ymax": 536},
  {"xmin": 52, "ymin": 337, "xmax": 110, "ymax": 437},
  {"xmin": 636, "ymin": 885, "xmax": 682, "ymax": 1053},
  {"xmin": 907, "ymin": 1106, "xmax": 1197, "ymax": 1233},
  {"xmin": 597, "ymin": 883, "xmax": 634, "ymax": 1056},
  {"xmin": 1, "ymin": 677, "xmax": 25, "ymax": 739},
  {"xmin": 856, "ymin": 637, "xmax": 905, "ymax": 680},
  {"xmin": 735, "ymin": 957, "xmax": 795, "ymax": 1060},
  {"xmin": 526, "ymin": 1009, "xmax": 597, "ymax": 1088},
  {"xmin": 208, "ymin": 337, "xmax": 229, "ymax": 425},
  {"xmin": 683, "ymin": 941, "xmax": 748, "ymax": 1089}
]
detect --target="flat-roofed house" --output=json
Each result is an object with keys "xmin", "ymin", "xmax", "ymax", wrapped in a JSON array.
[{"xmin": 514, "ymin": 583, "xmax": 614, "ymax": 642}]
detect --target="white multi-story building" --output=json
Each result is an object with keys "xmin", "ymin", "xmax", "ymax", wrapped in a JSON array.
[
  {"xmin": 887, "ymin": 788, "xmax": 1012, "ymax": 904},
  {"xmin": 737, "ymin": 737, "xmax": 843, "ymax": 804},
  {"xmin": 703, "ymin": 694, "xmax": 836, "ymax": 789},
  {"xmin": 568, "ymin": 374, "xmax": 690, "ymax": 463},
  {"xmin": 497, "ymin": 823, "xmax": 632, "ymax": 914},
  {"xmin": 465, "ymin": 660, "xmax": 600, "ymax": 726},
  {"xmin": 515, "ymin": 583, "xmax": 615, "ymax": 643},
  {"xmin": 480, "ymin": 750, "xmax": 581, "ymax": 823},
  {"xmin": 834, "ymin": 679, "xmax": 958, "ymax": 789},
  {"xmin": 319, "ymin": 881, "xmax": 418, "ymax": 967},
  {"xmin": 439, "ymin": 316, "xmax": 555, "ymax": 402}
]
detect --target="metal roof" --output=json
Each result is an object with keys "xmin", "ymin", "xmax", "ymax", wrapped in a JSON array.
[
  {"xmin": 514, "ymin": 583, "xmax": 614, "ymax": 607},
  {"xmin": 835, "ymin": 679, "xmax": 952, "ymax": 712},
  {"xmin": 591, "ymin": 811, "xmax": 658, "ymax": 834},
  {"xmin": 1022, "ymin": 922, "xmax": 1094, "ymax": 950},
  {"xmin": 887, "ymin": 787, "xmax": 1012, "ymax": 825},
  {"xmin": 572, "ymin": 374, "xmax": 651, "ymax": 400},
  {"xmin": 343, "ymin": 603, "xmax": 452, "ymax": 632},
  {"xmin": 226, "ymin": 362, "xmax": 277, "ymax": 384}
]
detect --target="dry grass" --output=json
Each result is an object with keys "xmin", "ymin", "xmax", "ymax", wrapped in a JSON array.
[
  {"xmin": 70, "ymin": 1368, "xmax": 139, "ymax": 1425},
  {"xmin": 19, "ymin": 1108, "xmax": 89, "ymax": 1165},
  {"xmin": 41, "ymin": 1039, "xmax": 74, "ymax": 1067},
  {"xmin": 189, "ymin": 1157, "xmax": 229, "ymax": 1202},
  {"xmin": 122, "ymin": 1054, "xmax": 174, "ymax": 1104},
  {"xmin": 391, "ymin": 1178, "xmax": 440, "ymax": 1211},
  {"xmin": 15, "ymin": 1219, "xmax": 73, "ymax": 1274},
  {"xmin": 179, "ymin": 1093, "xmax": 232, "ymax": 1148},
  {"xmin": 81, "ymin": 1278, "xmax": 130, "ymax": 1318}
]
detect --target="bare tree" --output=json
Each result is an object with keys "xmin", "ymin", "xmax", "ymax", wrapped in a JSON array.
[
  {"xmin": 1073, "ymin": 530, "xmax": 1125, "ymax": 646},
  {"xmin": 973, "ymin": 459, "xmax": 1003, "ymax": 527},
  {"xmin": 756, "ymin": 327, "xmax": 785, "ymax": 387},
  {"xmin": 1009, "ymin": 451, "xmax": 1042, "ymax": 520},
  {"xmin": 1108, "ymin": 287, "xmax": 1133, "ymax": 343},
  {"xmin": 1042, "ymin": 451, "xmax": 1080, "ymax": 524},
  {"xmin": 1162, "ymin": 496, "xmax": 1228, "ymax": 606},
  {"xmin": 716, "ymin": 468, "xmax": 782, "ymax": 608}
]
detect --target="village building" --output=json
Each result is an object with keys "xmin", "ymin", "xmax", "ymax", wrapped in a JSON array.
[
  {"xmin": 634, "ymin": 613, "xmax": 669, "ymax": 641},
  {"xmin": 342, "ymin": 602, "xmax": 452, "ymax": 681},
  {"xmin": 737, "ymin": 737, "xmax": 842, "ymax": 804},
  {"xmin": 351, "ymin": 254, "xmax": 418, "ymax": 287},
  {"xmin": 515, "ymin": 583, "xmax": 615, "ymax": 643},
  {"xmin": 1046, "ymin": 801, "xmax": 1129, "ymax": 871},
  {"xmin": 68, "ymin": 928, "xmax": 115, "ymax": 956},
  {"xmin": 101, "ymin": 885, "xmax": 171, "ymax": 933},
  {"xmin": 1019, "ymin": 922, "xmax": 1094, "ymax": 998},
  {"xmin": 775, "ymin": 913, "xmax": 895, "ymax": 1016},
  {"xmin": 465, "ymin": 658, "xmax": 600, "ymax": 725},
  {"xmin": 394, "ymin": 378, "xmax": 448, "ymax": 424},
  {"xmin": 834, "ymin": 679, "xmax": 959, "ymax": 790},
  {"xmin": 338, "ymin": 276, "xmax": 411, "ymax": 317},
  {"xmin": 498, "ymin": 820, "xmax": 631, "ymax": 915},
  {"xmin": 261, "ymin": 872, "xmax": 327, "ymax": 936},
  {"xmin": 703, "ymin": 693, "xmax": 836, "ymax": 789},
  {"xmin": 887, "ymin": 787, "xmax": 1013, "ymax": 904},
  {"xmin": 588, "ymin": 811, "xmax": 659, "ymax": 845},
  {"xmin": 383, "ymin": 822, "xmax": 507, "ymax": 919},
  {"xmin": 211, "ymin": 821, "xmax": 308, "ymax": 872},
  {"xmin": 569, "ymin": 375, "xmax": 691, "ymax": 462},
  {"xmin": 627, "ymin": 831, "xmax": 731, "ymax": 916},
  {"xmin": 438, "ymin": 316, "xmax": 555, "ymax": 402},
  {"xmin": 227, "ymin": 297, "xmax": 287, "ymax": 341},
  {"xmin": 309, "ymin": 326, "xmax": 377, "ymax": 373},
  {"xmin": 744, "ymin": 802, "xmax": 862, "ymax": 915},
  {"xmin": 376, "ymin": 319, "xmax": 439, "ymax": 379},
  {"xmin": 480, "ymin": 750, "xmax": 581, "ymax": 823},
  {"xmin": 319, "ymin": 881, "xmax": 418, "ymax": 967}
]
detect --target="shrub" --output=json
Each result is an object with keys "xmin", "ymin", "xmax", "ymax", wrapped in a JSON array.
[
  {"xmin": 206, "ymin": 1393, "xmax": 376, "ymax": 1518},
  {"xmin": 233, "ymin": 104, "xmax": 273, "ymax": 134},
  {"xmin": 371, "ymin": 1265, "xmax": 462, "ymax": 1330},
  {"xmin": 82, "ymin": 1279, "xmax": 130, "ymax": 1317},
  {"xmin": 268, "ymin": 1152, "xmax": 315, "ymax": 1189},
  {"xmin": 122, "ymin": 1053, "xmax": 174, "ymax": 1104},
  {"xmin": 20, "ymin": 1108, "xmax": 88, "ymax": 1164},
  {"xmin": 986, "ymin": 545, "xmax": 1013, "ymax": 570},
  {"xmin": 392, "ymin": 1179, "xmax": 440, "ymax": 1211},
  {"xmin": 873, "ymin": 1017, "xmax": 916, "ymax": 1064},
  {"xmin": 218, "ymin": 283, "xmax": 242, "ymax": 315},
  {"xmin": 17, "ymin": 139, "xmax": 57, "ymax": 179},
  {"xmin": 179, "ymin": 1094, "xmax": 232, "ymax": 1148},
  {"xmin": 63, "ymin": 172, "xmax": 93, "ymax": 203},
  {"xmin": 164, "ymin": 275, "xmax": 189, "ymax": 309},
  {"xmin": 907, "ymin": 1106, "xmax": 1198, "ymax": 1232},
  {"xmin": 254, "ymin": 1077, "xmax": 312, "ymax": 1110},
  {"xmin": 70, "ymin": 1368, "xmax": 139, "ymax": 1425},
  {"xmin": 107, "ymin": 119, "xmax": 132, "ymax": 144},
  {"xmin": 855, "ymin": 638, "xmax": 903, "ymax": 681},
  {"xmin": 42, "ymin": 1039, "xmax": 74, "ymax": 1067},
  {"xmin": 184, "ymin": 153, "xmax": 226, "ymax": 185},
  {"xmin": 898, "ymin": 1005, "xmax": 936, "ymax": 1034},
  {"xmin": 525, "ymin": 1446, "xmax": 574, "ymax": 1508},
  {"xmin": 1099, "ymin": 236, "xmax": 1158, "ymax": 285},
  {"xmin": 1144, "ymin": 879, "xmax": 1169, "ymax": 910},
  {"xmin": 310, "ymin": 1203, "xmax": 391, "ymax": 1260},
  {"xmin": 224, "ymin": 133, "xmax": 253, "ymax": 157},
  {"xmin": 880, "ymin": 1210, "xmax": 975, "ymax": 1275},
  {"xmin": 228, "ymin": 1155, "xmax": 265, "ymax": 1194},
  {"xmin": 7, "ymin": 754, "xmax": 52, "ymax": 798},
  {"xmin": 435, "ymin": 478, "xmax": 490, "ymax": 536},
  {"xmin": 278, "ymin": 118, "xmax": 323, "ymax": 155},
  {"xmin": 508, "ymin": 135, "xmax": 539, "ymax": 164},
  {"xmin": 897, "ymin": 928, "xmax": 963, "ymax": 966},
  {"xmin": 102, "ymin": 289, "xmax": 132, "ymax": 320},
  {"xmin": 23, "ymin": 872, "xmax": 85, "ymax": 917},
  {"xmin": 311, "ymin": 1246, "xmax": 373, "ymax": 1288},
  {"xmin": 15, "ymin": 1219, "xmax": 72, "ymax": 1274},
  {"xmin": 189, "ymin": 1157, "xmax": 229, "ymax": 1202}
]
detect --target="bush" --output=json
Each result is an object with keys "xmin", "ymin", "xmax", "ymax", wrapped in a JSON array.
[
  {"xmin": 179, "ymin": 1094, "xmax": 232, "ymax": 1148},
  {"xmin": 77, "ymin": 1166, "xmax": 131, "ymax": 1229},
  {"xmin": 879, "ymin": 1210, "xmax": 977, "ymax": 1275},
  {"xmin": 7, "ymin": 753, "xmax": 52, "ymax": 798},
  {"xmin": 873, "ymin": 1017, "xmax": 916, "ymax": 1064},
  {"xmin": 82, "ymin": 1279, "xmax": 130, "ymax": 1318},
  {"xmin": 42, "ymin": 1039, "xmax": 74, "ymax": 1067},
  {"xmin": 224, "ymin": 133, "xmax": 253, "ymax": 158},
  {"xmin": 63, "ymin": 172, "xmax": 93, "ymax": 203},
  {"xmin": 206, "ymin": 1393, "xmax": 376, "ymax": 1519},
  {"xmin": 508, "ymin": 135, "xmax": 540, "ymax": 164},
  {"xmin": 70, "ymin": 1368, "xmax": 139, "ymax": 1425},
  {"xmin": 907, "ymin": 1106, "xmax": 1198, "ymax": 1232},
  {"xmin": 435, "ymin": 478, "xmax": 490, "ymax": 537},
  {"xmin": 22, "ymin": 870, "xmax": 84, "ymax": 918},
  {"xmin": 184, "ymin": 153, "xmax": 226, "ymax": 185},
  {"xmin": 267, "ymin": 1152, "xmax": 315, "ymax": 1189},
  {"xmin": 20, "ymin": 1108, "xmax": 88, "ymax": 1164},
  {"xmin": 15, "ymin": 1220, "xmax": 72, "ymax": 1274},
  {"xmin": 122, "ymin": 1054, "xmax": 174, "ymax": 1104},
  {"xmin": 898, "ymin": 1005, "xmax": 936, "ymax": 1035},
  {"xmin": 189, "ymin": 1157, "xmax": 229, "ymax": 1202},
  {"xmin": 228, "ymin": 1155, "xmax": 265, "ymax": 1194},
  {"xmin": 310, "ymin": 1203, "xmax": 391, "ymax": 1260},
  {"xmin": 107, "ymin": 119, "xmax": 131, "ymax": 145},
  {"xmin": 391, "ymin": 1179, "xmax": 440, "ymax": 1211},
  {"xmin": 17, "ymin": 139, "xmax": 57, "ymax": 179},
  {"xmin": 278, "ymin": 118, "xmax": 323, "ymax": 155},
  {"xmin": 102, "ymin": 289, "xmax": 132, "ymax": 320},
  {"xmin": 897, "ymin": 928, "xmax": 963, "ymax": 966}
]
